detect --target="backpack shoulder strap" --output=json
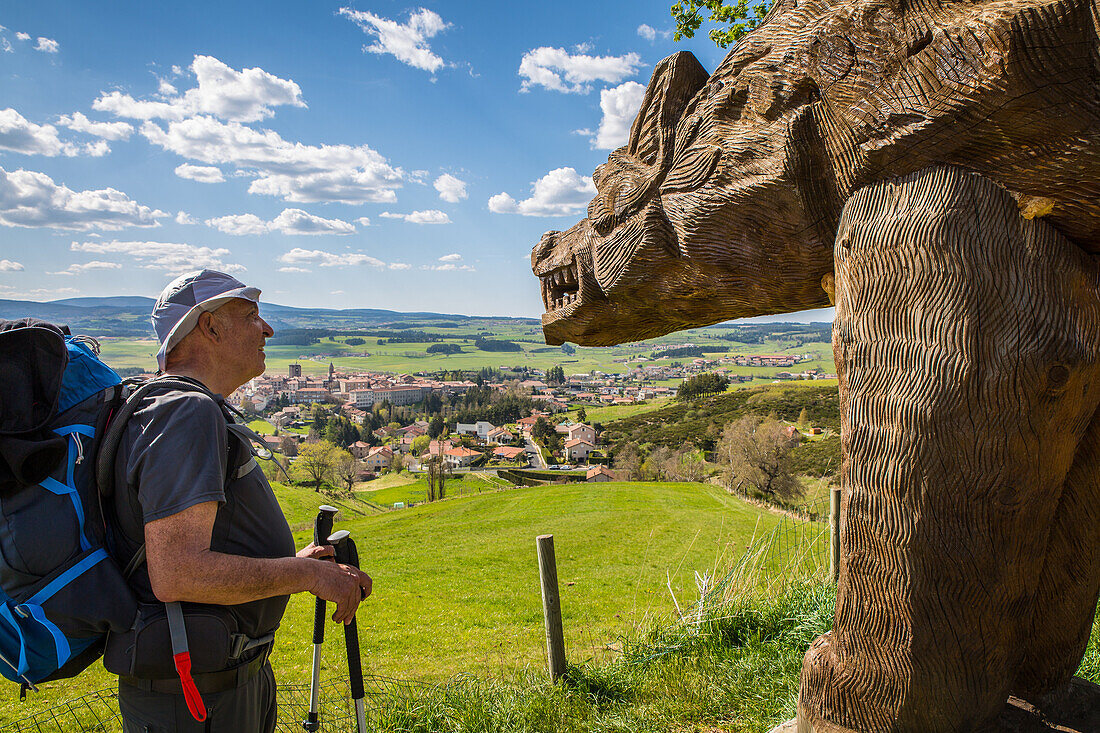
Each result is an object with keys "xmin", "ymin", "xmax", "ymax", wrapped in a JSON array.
[{"xmin": 95, "ymin": 376, "xmax": 223, "ymax": 500}]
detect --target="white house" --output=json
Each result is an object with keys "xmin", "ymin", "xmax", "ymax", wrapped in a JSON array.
[{"xmin": 455, "ymin": 421, "xmax": 495, "ymax": 440}]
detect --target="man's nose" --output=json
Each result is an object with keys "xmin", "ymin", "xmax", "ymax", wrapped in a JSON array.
[{"xmin": 261, "ymin": 318, "xmax": 274, "ymax": 338}]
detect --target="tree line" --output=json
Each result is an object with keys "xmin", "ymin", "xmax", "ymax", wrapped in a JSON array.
[{"xmin": 676, "ymin": 372, "xmax": 730, "ymax": 401}]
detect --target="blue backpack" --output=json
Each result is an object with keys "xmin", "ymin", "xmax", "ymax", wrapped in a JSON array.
[{"xmin": 0, "ymin": 319, "xmax": 138, "ymax": 694}]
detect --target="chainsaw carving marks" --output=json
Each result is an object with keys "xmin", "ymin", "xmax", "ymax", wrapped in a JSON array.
[{"xmin": 798, "ymin": 166, "xmax": 1100, "ymax": 731}]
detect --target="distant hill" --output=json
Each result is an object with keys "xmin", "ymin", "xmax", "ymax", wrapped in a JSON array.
[
  {"xmin": 0, "ymin": 297, "xmax": 539, "ymax": 337},
  {"xmin": 50, "ymin": 296, "xmax": 158, "ymax": 308}
]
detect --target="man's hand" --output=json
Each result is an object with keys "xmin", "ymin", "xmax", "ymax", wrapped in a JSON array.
[
  {"xmin": 305, "ymin": 559, "xmax": 372, "ymax": 624},
  {"xmin": 296, "ymin": 542, "xmax": 334, "ymax": 560},
  {"xmin": 146, "ymin": 501, "xmax": 371, "ymax": 612}
]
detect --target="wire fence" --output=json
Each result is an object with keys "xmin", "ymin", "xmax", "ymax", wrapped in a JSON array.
[
  {"xmin": 3, "ymin": 497, "xmax": 836, "ymax": 732},
  {"xmin": 2, "ymin": 676, "xmax": 439, "ymax": 733}
]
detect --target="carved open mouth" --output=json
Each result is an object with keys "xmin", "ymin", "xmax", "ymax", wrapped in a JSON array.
[{"xmin": 540, "ymin": 258, "xmax": 581, "ymax": 313}]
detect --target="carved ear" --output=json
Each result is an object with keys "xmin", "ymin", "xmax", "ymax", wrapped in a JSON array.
[{"xmin": 626, "ymin": 52, "xmax": 710, "ymax": 170}]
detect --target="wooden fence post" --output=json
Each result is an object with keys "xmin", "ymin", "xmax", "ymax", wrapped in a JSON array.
[
  {"xmin": 536, "ymin": 534, "xmax": 567, "ymax": 681},
  {"xmin": 830, "ymin": 487, "xmax": 842, "ymax": 584}
]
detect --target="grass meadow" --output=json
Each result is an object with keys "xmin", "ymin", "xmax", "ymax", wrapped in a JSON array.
[{"xmin": 2, "ymin": 480, "xmax": 783, "ymax": 728}]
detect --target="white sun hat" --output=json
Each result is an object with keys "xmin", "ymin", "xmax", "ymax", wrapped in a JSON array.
[{"xmin": 151, "ymin": 269, "xmax": 261, "ymax": 371}]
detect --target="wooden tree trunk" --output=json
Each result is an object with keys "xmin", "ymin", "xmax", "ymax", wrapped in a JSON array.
[{"xmin": 798, "ymin": 165, "xmax": 1100, "ymax": 731}]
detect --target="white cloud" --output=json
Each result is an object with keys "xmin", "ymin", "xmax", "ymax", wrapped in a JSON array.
[
  {"xmin": 175, "ymin": 163, "xmax": 225, "ymax": 183},
  {"xmin": 206, "ymin": 208, "xmax": 356, "ymax": 236},
  {"xmin": 55, "ymin": 112, "xmax": 134, "ymax": 141},
  {"xmin": 158, "ymin": 78, "xmax": 177, "ymax": 96},
  {"xmin": 186, "ymin": 55, "xmax": 305, "ymax": 121},
  {"xmin": 0, "ymin": 167, "xmax": 168, "ymax": 230},
  {"xmin": 175, "ymin": 211, "xmax": 198, "ymax": 225},
  {"xmin": 15, "ymin": 32, "xmax": 29, "ymax": 42},
  {"xmin": 70, "ymin": 239, "xmax": 244, "ymax": 274},
  {"xmin": 48, "ymin": 260, "xmax": 123, "ymax": 275},
  {"xmin": 0, "ymin": 259, "xmax": 24, "ymax": 271},
  {"xmin": 487, "ymin": 192, "xmax": 518, "ymax": 214},
  {"xmin": 422, "ymin": 263, "xmax": 474, "ymax": 272},
  {"xmin": 388, "ymin": 262, "xmax": 411, "ymax": 270},
  {"xmin": 438, "ymin": 253, "xmax": 462, "ymax": 262},
  {"xmin": 206, "ymin": 213, "xmax": 268, "ymax": 236},
  {"xmin": 84, "ymin": 141, "xmax": 110, "ymax": 157},
  {"xmin": 1, "ymin": 39, "xmax": 11, "ymax": 54},
  {"xmin": 338, "ymin": 7, "xmax": 449, "ymax": 73},
  {"xmin": 591, "ymin": 81, "xmax": 645, "ymax": 149},
  {"xmin": 278, "ymin": 247, "xmax": 383, "ymax": 267},
  {"xmin": 636, "ymin": 24, "xmax": 671, "ymax": 42},
  {"xmin": 355, "ymin": 216, "xmax": 371, "ymax": 226},
  {"xmin": 379, "ymin": 209, "xmax": 450, "ymax": 224},
  {"xmin": 270, "ymin": 208, "xmax": 356, "ymax": 235},
  {"xmin": 138, "ymin": 116, "xmax": 403, "ymax": 204},
  {"xmin": 93, "ymin": 55, "xmax": 306, "ymax": 123},
  {"xmin": 518, "ymin": 47, "xmax": 643, "ymax": 94},
  {"xmin": 433, "ymin": 173, "xmax": 467, "ymax": 203},
  {"xmin": 171, "ymin": 65, "xmax": 184, "ymax": 76},
  {"xmin": 34, "ymin": 37, "xmax": 59, "ymax": 53},
  {"xmin": 0, "ymin": 108, "xmax": 104, "ymax": 157},
  {"xmin": 278, "ymin": 266, "xmax": 310, "ymax": 273},
  {"xmin": 488, "ymin": 167, "xmax": 597, "ymax": 217}
]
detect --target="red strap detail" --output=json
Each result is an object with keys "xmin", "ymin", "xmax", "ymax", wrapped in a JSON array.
[{"xmin": 173, "ymin": 651, "xmax": 207, "ymax": 722}]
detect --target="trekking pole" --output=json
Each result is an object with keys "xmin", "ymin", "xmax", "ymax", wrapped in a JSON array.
[
  {"xmin": 327, "ymin": 529, "xmax": 367, "ymax": 733},
  {"xmin": 303, "ymin": 505, "xmax": 338, "ymax": 733}
]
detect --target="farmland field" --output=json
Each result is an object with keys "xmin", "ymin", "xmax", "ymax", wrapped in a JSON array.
[{"xmin": 93, "ymin": 320, "xmax": 835, "ymax": 381}]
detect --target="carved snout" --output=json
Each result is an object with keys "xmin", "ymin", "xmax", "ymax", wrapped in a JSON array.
[
  {"xmin": 531, "ymin": 230, "xmax": 562, "ymax": 270},
  {"xmin": 532, "ymin": 228, "xmax": 585, "ymax": 315}
]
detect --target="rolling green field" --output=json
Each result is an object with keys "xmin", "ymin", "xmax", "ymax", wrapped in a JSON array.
[
  {"xmin": 3, "ymin": 480, "xmax": 781, "ymax": 727},
  {"xmin": 93, "ymin": 322, "xmax": 834, "ymax": 380}
]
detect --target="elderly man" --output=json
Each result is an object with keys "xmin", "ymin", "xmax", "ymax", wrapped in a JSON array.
[{"xmin": 104, "ymin": 270, "xmax": 371, "ymax": 733}]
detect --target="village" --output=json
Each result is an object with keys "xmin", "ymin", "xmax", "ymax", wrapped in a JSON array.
[{"xmin": 223, "ymin": 350, "xmax": 833, "ymax": 494}]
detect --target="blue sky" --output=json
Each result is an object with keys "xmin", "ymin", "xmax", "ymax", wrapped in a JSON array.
[{"xmin": 0, "ymin": 1, "xmax": 750, "ymax": 318}]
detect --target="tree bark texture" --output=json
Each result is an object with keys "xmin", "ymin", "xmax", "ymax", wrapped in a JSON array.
[{"xmin": 798, "ymin": 165, "xmax": 1100, "ymax": 731}]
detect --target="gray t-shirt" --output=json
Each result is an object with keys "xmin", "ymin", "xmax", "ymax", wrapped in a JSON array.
[{"xmin": 111, "ymin": 386, "xmax": 295, "ymax": 639}]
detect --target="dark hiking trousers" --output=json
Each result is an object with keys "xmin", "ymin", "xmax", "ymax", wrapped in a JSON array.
[{"xmin": 118, "ymin": 663, "xmax": 276, "ymax": 733}]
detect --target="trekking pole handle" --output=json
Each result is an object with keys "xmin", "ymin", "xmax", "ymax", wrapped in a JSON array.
[{"xmin": 314, "ymin": 505, "xmax": 338, "ymax": 547}]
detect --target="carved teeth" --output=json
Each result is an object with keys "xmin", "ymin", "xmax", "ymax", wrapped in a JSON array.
[{"xmin": 540, "ymin": 259, "xmax": 581, "ymax": 312}]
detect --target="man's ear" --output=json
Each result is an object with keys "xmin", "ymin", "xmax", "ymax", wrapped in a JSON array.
[{"xmin": 196, "ymin": 311, "xmax": 220, "ymax": 341}]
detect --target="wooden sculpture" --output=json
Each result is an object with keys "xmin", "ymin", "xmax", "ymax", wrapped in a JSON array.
[{"xmin": 530, "ymin": 0, "xmax": 1100, "ymax": 729}]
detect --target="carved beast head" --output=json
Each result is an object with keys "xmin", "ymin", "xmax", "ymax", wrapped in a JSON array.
[{"xmin": 532, "ymin": 0, "xmax": 1100, "ymax": 346}]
